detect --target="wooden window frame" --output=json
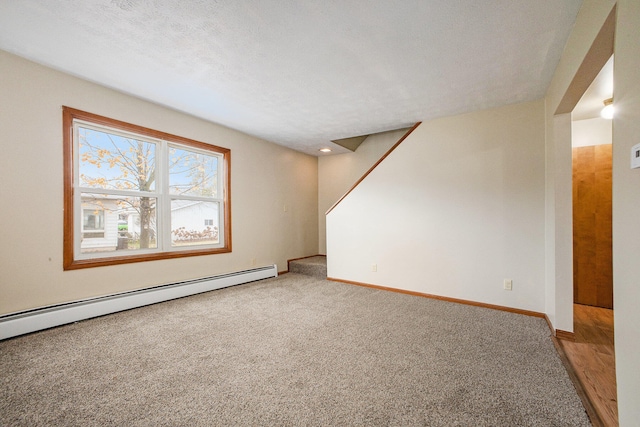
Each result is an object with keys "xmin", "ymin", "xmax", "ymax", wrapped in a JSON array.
[{"xmin": 63, "ymin": 106, "xmax": 231, "ymax": 270}]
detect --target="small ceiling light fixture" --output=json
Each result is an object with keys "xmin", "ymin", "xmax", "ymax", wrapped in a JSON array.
[
  {"xmin": 319, "ymin": 148, "xmax": 332, "ymax": 153},
  {"xmin": 601, "ymin": 97, "xmax": 614, "ymax": 119}
]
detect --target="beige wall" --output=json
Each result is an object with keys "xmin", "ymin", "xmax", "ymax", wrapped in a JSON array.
[
  {"xmin": 327, "ymin": 100, "xmax": 546, "ymax": 312},
  {"xmin": 0, "ymin": 50, "xmax": 318, "ymax": 315},
  {"xmin": 612, "ymin": 0, "xmax": 640, "ymax": 423},
  {"xmin": 317, "ymin": 129, "xmax": 408, "ymax": 254},
  {"xmin": 572, "ymin": 117, "xmax": 612, "ymax": 147}
]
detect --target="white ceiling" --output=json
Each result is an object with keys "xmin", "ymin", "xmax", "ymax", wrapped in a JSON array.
[{"xmin": 0, "ymin": 0, "xmax": 583, "ymax": 156}]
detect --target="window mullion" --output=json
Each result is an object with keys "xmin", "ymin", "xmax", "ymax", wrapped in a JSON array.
[
  {"xmin": 168, "ymin": 194, "xmax": 220, "ymax": 203},
  {"xmin": 160, "ymin": 140, "xmax": 171, "ymax": 251},
  {"xmin": 217, "ymin": 158, "xmax": 225, "ymax": 246},
  {"xmin": 76, "ymin": 187, "xmax": 161, "ymax": 198}
]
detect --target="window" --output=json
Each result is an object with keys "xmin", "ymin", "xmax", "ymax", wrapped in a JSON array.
[
  {"xmin": 82, "ymin": 208, "xmax": 105, "ymax": 238},
  {"xmin": 63, "ymin": 107, "xmax": 231, "ymax": 270}
]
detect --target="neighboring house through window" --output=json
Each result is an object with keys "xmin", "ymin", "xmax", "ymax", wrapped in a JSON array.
[
  {"xmin": 82, "ymin": 208, "xmax": 105, "ymax": 239},
  {"xmin": 63, "ymin": 107, "xmax": 231, "ymax": 270}
]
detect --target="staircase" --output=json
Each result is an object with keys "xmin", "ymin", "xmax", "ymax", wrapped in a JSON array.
[{"xmin": 288, "ymin": 256, "xmax": 327, "ymax": 280}]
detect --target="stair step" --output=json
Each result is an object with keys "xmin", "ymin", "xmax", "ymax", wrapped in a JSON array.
[{"xmin": 289, "ymin": 256, "xmax": 327, "ymax": 279}]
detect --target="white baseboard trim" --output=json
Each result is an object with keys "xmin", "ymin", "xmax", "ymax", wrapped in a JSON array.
[{"xmin": 0, "ymin": 265, "xmax": 278, "ymax": 340}]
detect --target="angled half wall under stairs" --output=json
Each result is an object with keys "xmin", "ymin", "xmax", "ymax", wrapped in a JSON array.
[{"xmin": 326, "ymin": 100, "xmax": 547, "ymax": 314}]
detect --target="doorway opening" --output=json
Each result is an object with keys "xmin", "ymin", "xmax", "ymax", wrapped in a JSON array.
[
  {"xmin": 567, "ymin": 54, "xmax": 617, "ymax": 426},
  {"xmin": 572, "ymin": 55, "xmax": 614, "ymax": 310}
]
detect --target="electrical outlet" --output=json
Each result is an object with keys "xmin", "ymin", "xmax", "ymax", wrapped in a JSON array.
[
  {"xmin": 504, "ymin": 279, "xmax": 513, "ymax": 291},
  {"xmin": 372, "ymin": 263, "xmax": 377, "ymax": 272},
  {"xmin": 251, "ymin": 258, "xmax": 257, "ymax": 266}
]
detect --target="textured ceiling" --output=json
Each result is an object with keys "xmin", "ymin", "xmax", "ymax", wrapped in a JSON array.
[{"xmin": 0, "ymin": 0, "xmax": 583, "ymax": 155}]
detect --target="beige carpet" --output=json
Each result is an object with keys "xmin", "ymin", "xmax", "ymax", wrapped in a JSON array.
[{"xmin": 0, "ymin": 273, "xmax": 590, "ymax": 426}]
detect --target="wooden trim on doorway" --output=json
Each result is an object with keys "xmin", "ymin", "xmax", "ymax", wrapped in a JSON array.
[{"xmin": 555, "ymin": 329, "xmax": 576, "ymax": 341}]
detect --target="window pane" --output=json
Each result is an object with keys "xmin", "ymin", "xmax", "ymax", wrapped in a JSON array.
[
  {"xmin": 169, "ymin": 147, "xmax": 218, "ymax": 197},
  {"xmin": 171, "ymin": 200, "xmax": 219, "ymax": 247},
  {"xmin": 80, "ymin": 193, "xmax": 157, "ymax": 253},
  {"xmin": 78, "ymin": 126, "xmax": 156, "ymax": 192},
  {"xmin": 82, "ymin": 209, "xmax": 104, "ymax": 231}
]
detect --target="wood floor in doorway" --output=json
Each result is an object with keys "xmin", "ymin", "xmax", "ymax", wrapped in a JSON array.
[{"xmin": 560, "ymin": 304, "xmax": 617, "ymax": 426}]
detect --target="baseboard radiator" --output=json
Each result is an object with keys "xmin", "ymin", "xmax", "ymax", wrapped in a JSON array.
[{"xmin": 0, "ymin": 265, "xmax": 278, "ymax": 341}]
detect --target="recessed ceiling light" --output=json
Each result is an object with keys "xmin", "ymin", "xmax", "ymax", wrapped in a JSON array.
[{"xmin": 319, "ymin": 148, "xmax": 332, "ymax": 153}]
